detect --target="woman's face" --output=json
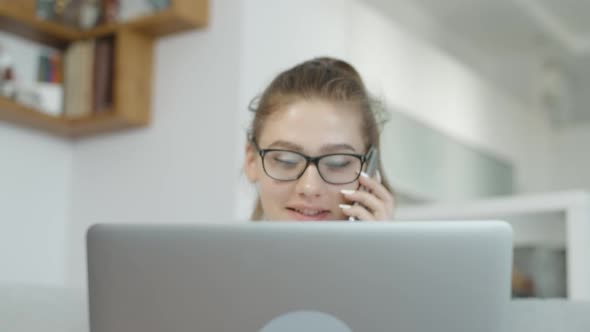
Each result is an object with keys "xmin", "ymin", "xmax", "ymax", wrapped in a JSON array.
[{"xmin": 245, "ymin": 99, "xmax": 366, "ymax": 221}]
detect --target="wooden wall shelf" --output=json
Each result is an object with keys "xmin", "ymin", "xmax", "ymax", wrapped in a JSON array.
[
  {"xmin": 0, "ymin": 95, "xmax": 130, "ymax": 137},
  {"xmin": 0, "ymin": 0, "xmax": 207, "ymax": 138}
]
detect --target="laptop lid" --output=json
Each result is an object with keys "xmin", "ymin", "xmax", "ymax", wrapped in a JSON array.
[{"xmin": 87, "ymin": 221, "xmax": 512, "ymax": 332}]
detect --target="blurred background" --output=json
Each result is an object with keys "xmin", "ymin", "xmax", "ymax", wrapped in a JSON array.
[{"xmin": 1, "ymin": 3, "xmax": 589, "ymax": 325}]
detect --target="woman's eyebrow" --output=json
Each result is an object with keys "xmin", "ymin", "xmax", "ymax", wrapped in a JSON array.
[
  {"xmin": 266, "ymin": 141, "xmax": 357, "ymax": 154},
  {"xmin": 319, "ymin": 144, "xmax": 357, "ymax": 154},
  {"xmin": 267, "ymin": 140, "xmax": 304, "ymax": 151}
]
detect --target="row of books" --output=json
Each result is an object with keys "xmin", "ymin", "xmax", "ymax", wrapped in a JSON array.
[
  {"xmin": 36, "ymin": 0, "xmax": 171, "ymax": 29},
  {"xmin": 63, "ymin": 37, "xmax": 114, "ymax": 117},
  {"xmin": 37, "ymin": 52, "xmax": 62, "ymax": 83}
]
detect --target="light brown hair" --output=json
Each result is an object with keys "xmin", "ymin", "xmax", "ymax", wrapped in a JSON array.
[{"xmin": 247, "ymin": 57, "xmax": 393, "ymax": 220}]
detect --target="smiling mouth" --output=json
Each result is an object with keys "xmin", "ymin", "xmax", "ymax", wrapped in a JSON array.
[{"xmin": 286, "ymin": 207, "xmax": 331, "ymax": 220}]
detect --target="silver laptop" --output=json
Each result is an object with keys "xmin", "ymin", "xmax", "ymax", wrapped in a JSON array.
[{"xmin": 87, "ymin": 221, "xmax": 512, "ymax": 332}]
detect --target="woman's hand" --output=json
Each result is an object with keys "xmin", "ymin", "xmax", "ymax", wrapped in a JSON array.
[
  {"xmin": 339, "ymin": 171, "xmax": 395, "ymax": 221},
  {"xmin": 340, "ymin": 172, "xmax": 395, "ymax": 221}
]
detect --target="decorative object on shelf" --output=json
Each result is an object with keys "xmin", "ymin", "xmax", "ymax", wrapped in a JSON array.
[
  {"xmin": 54, "ymin": 0, "xmax": 69, "ymax": 15},
  {"xmin": 100, "ymin": 0, "xmax": 120, "ymax": 23},
  {"xmin": 56, "ymin": 0, "xmax": 82, "ymax": 27},
  {"xmin": 79, "ymin": 0, "xmax": 100, "ymax": 29},
  {"xmin": 14, "ymin": 86, "xmax": 41, "ymax": 110},
  {"xmin": 148, "ymin": 0, "xmax": 170, "ymax": 11},
  {"xmin": 15, "ymin": 82, "xmax": 64, "ymax": 117},
  {"xmin": 36, "ymin": 0, "xmax": 55, "ymax": 19},
  {"xmin": 0, "ymin": 45, "xmax": 16, "ymax": 98},
  {"xmin": 39, "ymin": 0, "xmax": 101, "ymax": 29},
  {"xmin": 1, "ymin": 66, "xmax": 15, "ymax": 98},
  {"xmin": 118, "ymin": 0, "xmax": 153, "ymax": 22}
]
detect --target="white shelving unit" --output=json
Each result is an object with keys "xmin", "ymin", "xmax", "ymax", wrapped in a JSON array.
[{"xmin": 395, "ymin": 190, "xmax": 590, "ymax": 300}]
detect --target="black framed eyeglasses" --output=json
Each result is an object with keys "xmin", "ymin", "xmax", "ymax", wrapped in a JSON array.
[{"xmin": 252, "ymin": 141, "xmax": 374, "ymax": 185}]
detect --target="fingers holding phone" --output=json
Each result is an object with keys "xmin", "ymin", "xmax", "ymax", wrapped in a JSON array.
[
  {"xmin": 339, "ymin": 148, "xmax": 394, "ymax": 221},
  {"xmin": 340, "ymin": 172, "xmax": 395, "ymax": 221}
]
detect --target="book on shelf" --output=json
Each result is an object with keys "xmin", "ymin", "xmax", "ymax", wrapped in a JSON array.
[
  {"xmin": 64, "ymin": 39, "xmax": 89, "ymax": 118},
  {"xmin": 92, "ymin": 37, "xmax": 114, "ymax": 113},
  {"xmin": 37, "ymin": 51, "xmax": 62, "ymax": 83},
  {"xmin": 63, "ymin": 37, "xmax": 113, "ymax": 118},
  {"xmin": 10, "ymin": 49, "xmax": 64, "ymax": 116}
]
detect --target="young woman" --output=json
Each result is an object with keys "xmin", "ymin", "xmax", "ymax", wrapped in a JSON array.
[{"xmin": 244, "ymin": 57, "xmax": 395, "ymax": 221}]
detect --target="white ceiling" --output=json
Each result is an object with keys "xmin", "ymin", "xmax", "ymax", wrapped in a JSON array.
[{"xmin": 362, "ymin": 0, "xmax": 590, "ymax": 128}]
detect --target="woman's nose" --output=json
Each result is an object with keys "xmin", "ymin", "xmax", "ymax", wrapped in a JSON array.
[{"xmin": 295, "ymin": 164, "xmax": 323, "ymax": 197}]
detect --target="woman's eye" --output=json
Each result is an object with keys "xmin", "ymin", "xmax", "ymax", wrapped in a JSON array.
[
  {"xmin": 325, "ymin": 159, "xmax": 351, "ymax": 169},
  {"xmin": 271, "ymin": 154, "xmax": 300, "ymax": 167},
  {"xmin": 275, "ymin": 157, "xmax": 297, "ymax": 165}
]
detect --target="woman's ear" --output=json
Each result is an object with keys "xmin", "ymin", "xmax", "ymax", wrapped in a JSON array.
[{"xmin": 244, "ymin": 143, "xmax": 259, "ymax": 183}]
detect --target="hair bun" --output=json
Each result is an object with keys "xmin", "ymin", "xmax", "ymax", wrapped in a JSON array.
[{"xmin": 310, "ymin": 57, "xmax": 363, "ymax": 82}]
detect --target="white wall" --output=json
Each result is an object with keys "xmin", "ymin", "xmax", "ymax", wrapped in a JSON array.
[
  {"xmin": 552, "ymin": 123, "xmax": 590, "ymax": 191},
  {"xmin": 0, "ymin": 33, "xmax": 71, "ymax": 286},
  {"xmin": 0, "ymin": 284, "xmax": 87, "ymax": 332},
  {"xmin": 234, "ymin": 0, "xmax": 358, "ymax": 218},
  {"xmin": 67, "ymin": 0, "xmax": 243, "ymax": 287},
  {"xmin": 0, "ymin": 125, "xmax": 71, "ymax": 286},
  {"xmin": 347, "ymin": 3, "xmax": 554, "ymax": 196},
  {"xmin": 234, "ymin": 0, "xmax": 555, "ymax": 217}
]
